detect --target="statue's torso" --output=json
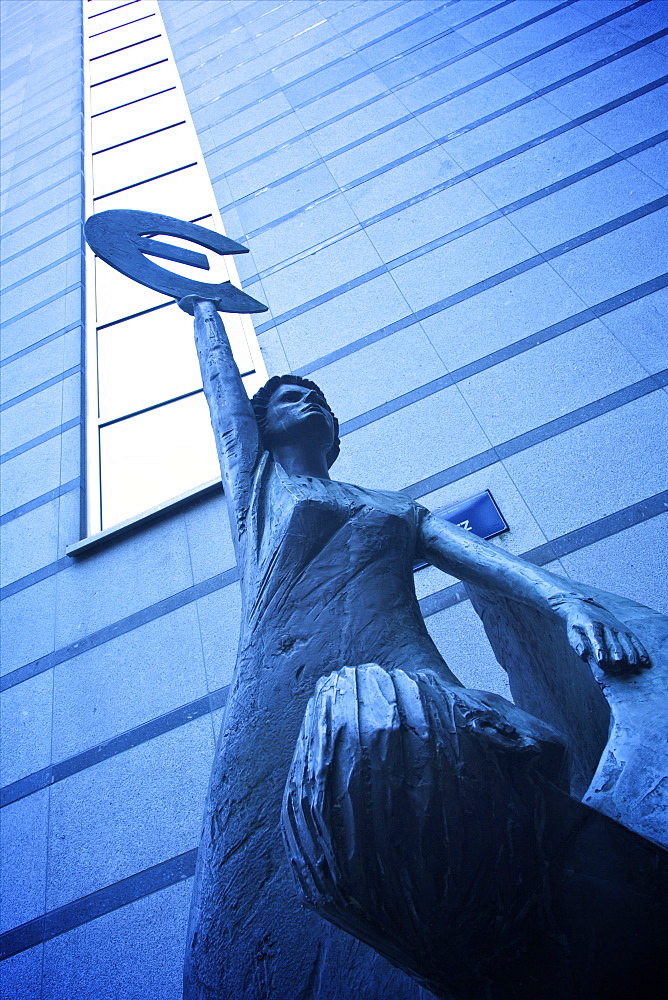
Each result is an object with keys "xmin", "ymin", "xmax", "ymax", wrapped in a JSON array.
[
  {"xmin": 239, "ymin": 460, "xmax": 446, "ymax": 676},
  {"xmin": 186, "ymin": 460, "xmax": 436, "ymax": 999}
]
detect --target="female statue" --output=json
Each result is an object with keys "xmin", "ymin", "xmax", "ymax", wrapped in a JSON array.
[{"xmin": 180, "ymin": 297, "xmax": 651, "ymax": 1000}]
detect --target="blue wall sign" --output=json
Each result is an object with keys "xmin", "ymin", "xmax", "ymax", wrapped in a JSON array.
[
  {"xmin": 440, "ymin": 490, "xmax": 509, "ymax": 540},
  {"xmin": 414, "ymin": 490, "xmax": 509, "ymax": 571}
]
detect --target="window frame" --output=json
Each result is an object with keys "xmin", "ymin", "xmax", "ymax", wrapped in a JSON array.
[{"xmin": 82, "ymin": 0, "xmax": 267, "ymax": 538}]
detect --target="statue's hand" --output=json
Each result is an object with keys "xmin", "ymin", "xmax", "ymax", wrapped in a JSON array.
[{"xmin": 550, "ymin": 595, "xmax": 651, "ymax": 675}]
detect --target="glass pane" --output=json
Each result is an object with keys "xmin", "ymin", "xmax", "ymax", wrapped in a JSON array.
[
  {"xmin": 98, "ymin": 306, "xmax": 202, "ymax": 422},
  {"xmin": 89, "ymin": 10, "xmax": 157, "ymax": 57},
  {"xmin": 93, "ymin": 162, "xmax": 211, "ymax": 219},
  {"xmin": 88, "ymin": 0, "xmax": 135, "ymax": 13},
  {"xmin": 90, "ymin": 60, "xmax": 174, "ymax": 115},
  {"xmin": 93, "ymin": 122, "xmax": 192, "ymax": 197},
  {"xmin": 95, "ymin": 257, "xmax": 171, "ymax": 327},
  {"xmin": 108, "ymin": 233, "xmax": 259, "ymax": 377},
  {"xmin": 84, "ymin": 0, "xmax": 139, "ymax": 17},
  {"xmin": 242, "ymin": 370, "xmax": 263, "ymax": 397},
  {"xmin": 218, "ymin": 311, "xmax": 256, "ymax": 377},
  {"xmin": 88, "ymin": 0, "xmax": 135, "ymax": 16},
  {"xmin": 89, "ymin": 34, "xmax": 167, "ymax": 85},
  {"xmin": 87, "ymin": 1, "xmax": 147, "ymax": 34},
  {"xmin": 99, "ymin": 392, "xmax": 220, "ymax": 528},
  {"xmin": 91, "ymin": 88, "xmax": 179, "ymax": 151}
]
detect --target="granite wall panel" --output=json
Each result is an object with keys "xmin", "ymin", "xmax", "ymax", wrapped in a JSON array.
[{"xmin": 2, "ymin": 1, "xmax": 666, "ymax": 994}]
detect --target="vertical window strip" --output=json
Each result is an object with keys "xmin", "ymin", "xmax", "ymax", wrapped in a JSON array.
[{"xmin": 83, "ymin": 0, "xmax": 267, "ymax": 534}]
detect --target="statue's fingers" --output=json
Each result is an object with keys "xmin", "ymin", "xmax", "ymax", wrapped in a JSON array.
[
  {"xmin": 573, "ymin": 618, "xmax": 651, "ymax": 675},
  {"xmin": 617, "ymin": 632, "xmax": 650, "ymax": 674},
  {"xmin": 619, "ymin": 631, "xmax": 651, "ymax": 671},
  {"xmin": 594, "ymin": 628, "xmax": 650, "ymax": 676},
  {"xmin": 599, "ymin": 632, "xmax": 634, "ymax": 674},
  {"xmin": 635, "ymin": 635, "xmax": 652, "ymax": 667},
  {"xmin": 605, "ymin": 628, "xmax": 627, "ymax": 667},
  {"xmin": 583, "ymin": 621, "xmax": 606, "ymax": 663},
  {"xmin": 615, "ymin": 631, "xmax": 640, "ymax": 672},
  {"xmin": 568, "ymin": 623, "xmax": 590, "ymax": 661}
]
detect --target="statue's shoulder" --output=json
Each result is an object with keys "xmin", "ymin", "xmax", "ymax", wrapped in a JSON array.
[{"xmin": 335, "ymin": 479, "xmax": 424, "ymax": 517}]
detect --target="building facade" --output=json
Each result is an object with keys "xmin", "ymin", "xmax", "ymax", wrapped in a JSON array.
[{"xmin": 1, "ymin": 0, "xmax": 667, "ymax": 996}]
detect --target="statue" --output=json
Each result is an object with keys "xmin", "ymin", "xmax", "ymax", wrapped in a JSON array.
[
  {"xmin": 84, "ymin": 211, "xmax": 667, "ymax": 1000},
  {"xmin": 179, "ymin": 296, "xmax": 667, "ymax": 1000}
]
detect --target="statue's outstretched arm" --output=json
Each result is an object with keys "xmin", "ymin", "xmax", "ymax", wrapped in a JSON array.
[
  {"xmin": 417, "ymin": 509, "xmax": 650, "ymax": 676},
  {"xmin": 180, "ymin": 297, "xmax": 261, "ymax": 554}
]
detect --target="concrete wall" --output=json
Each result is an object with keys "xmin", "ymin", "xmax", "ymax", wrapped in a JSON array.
[
  {"xmin": 2, "ymin": 1, "xmax": 667, "ymax": 996},
  {"xmin": 1, "ymin": 4, "xmax": 227, "ymax": 996}
]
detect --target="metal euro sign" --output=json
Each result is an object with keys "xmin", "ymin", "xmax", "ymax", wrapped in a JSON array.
[{"xmin": 84, "ymin": 209, "xmax": 268, "ymax": 314}]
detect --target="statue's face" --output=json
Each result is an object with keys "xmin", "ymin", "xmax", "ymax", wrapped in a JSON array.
[{"xmin": 265, "ymin": 383, "xmax": 335, "ymax": 451}]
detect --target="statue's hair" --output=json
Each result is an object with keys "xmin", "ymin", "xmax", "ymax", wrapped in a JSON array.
[{"xmin": 251, "ymin": 374, "xmax": 340, "ymax": 468}]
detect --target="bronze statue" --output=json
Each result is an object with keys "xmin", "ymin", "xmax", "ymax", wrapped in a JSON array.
[
  {"xmin": 83, "ymin": 211, "xmax": 666, "ymax": 1000},
  {"xmin": 180, "ymin": 297, "xmax": 666, "ymax": 1000}
]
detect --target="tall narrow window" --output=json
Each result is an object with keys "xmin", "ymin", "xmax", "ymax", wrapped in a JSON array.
[{"xmin": 84, "ymin": 0, "xmax": 266, "ymax": 533}]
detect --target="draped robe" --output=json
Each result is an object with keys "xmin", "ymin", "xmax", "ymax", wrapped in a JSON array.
[{"xmin": 184, "ymin": 451, "xmax": 448, "ymax": 999}]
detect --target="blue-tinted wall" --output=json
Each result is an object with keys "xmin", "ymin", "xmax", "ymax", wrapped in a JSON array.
[
  {"xmin": 2, "ymin": 4, "xmax": 226, "ymax": 996},
  {"xmin": 1, "ymin": 1, "xmax": 667, "ymax": 997},
  {"xmin": 162, "ymin": 0, "xmax": 668, "ymax": 629},
  {"xmin": 2, "ymin": 0, "xmax": 85, "ymax": 993}
]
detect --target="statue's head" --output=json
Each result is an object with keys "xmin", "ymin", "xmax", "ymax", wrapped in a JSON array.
[{"xmin": 252, "ymin": 375, "xmax": 340, "ymax": 468}]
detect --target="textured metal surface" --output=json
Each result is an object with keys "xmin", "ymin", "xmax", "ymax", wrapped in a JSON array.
[
  {"xmin": 84, "ymin": 210, "xmax": 268, "ymax": 312},
  {"xmin": 284, "ymin": 662, "xmax": 668, "ymax": 999}
]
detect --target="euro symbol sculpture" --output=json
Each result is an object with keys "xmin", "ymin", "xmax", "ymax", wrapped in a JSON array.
[{"xmin": 84, "ymin": 209, "xmax": 268, "ymax": 313}]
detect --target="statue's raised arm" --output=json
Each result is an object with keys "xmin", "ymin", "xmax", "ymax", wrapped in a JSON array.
[{"xmin": 179, "ymin": 296, "xmax": 261, "ymax": 556}]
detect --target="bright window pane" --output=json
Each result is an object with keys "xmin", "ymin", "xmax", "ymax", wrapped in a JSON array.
[
  {"xmin": 95, "ymin": 257, "xmax": 171, "ymax": 327},
  {"xmin": 86, "ymin": 0, "xmax": 267, "ymax": 533},
  {"xmin": 99, "ymin": 392, "xmax": 220, "ymax": 528},
  {"xmin": 242, "ymin": 371, "xmax": 264, "ymax": 398},
  {"xmin": 88, "ymin": 11, "xmax": 158, "ymax": 58},
  {"xmin": 89, "ymin": 34, "xmax": 167, "ymax": 85},
  {"xmin": 88, "ymin": 1, "xmax": 147, "ymax": 34},
  {"xmin": 217, "ymin": 311, "xmax": 256, "ymax": 377},
  {"xmin": 88, "ymin": 1, "xmax": 124, "ymax": 13},
  {"xmin": 93, "ymin": 163, "xmax": 211, "ymax": 219},
  {"xmin": 97, "ymin": 306, "xmax": 202, "ymax": 422},
  {"xmin": 91, "ymin": 88, "xmax": 178, "ymax": 151},
  {"xmin": 88, "ymin": 0, "xmax": 135, "ymax": 14},
  {"xmin": 93, "ymin": 122, "xmax": 191, "ymax": 197},
  {"xmin": 91, "ymin": 59, "xmax": 174, "ymax": 115}
]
